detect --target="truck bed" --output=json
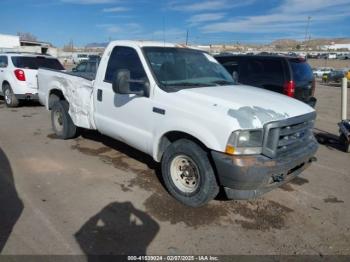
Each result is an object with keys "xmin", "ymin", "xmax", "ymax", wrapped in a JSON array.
[{"xmin": 38, "ymin": 68, "xmax": 96, "ymax": 129}]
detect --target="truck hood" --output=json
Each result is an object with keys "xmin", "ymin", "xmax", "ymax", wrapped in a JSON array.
[{"xmin": 175, "ymin": 85, "xmax": 315, "ymax": 129}]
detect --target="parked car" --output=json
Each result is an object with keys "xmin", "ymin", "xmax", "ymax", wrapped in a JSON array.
[
  {"xmin": 322, "ymin": 70, "xmax": 345, "ymax": 83},
  {"xmin": 71, "ymin": 56, "xmax": 101, "ymax": 80},
  {"xmin": 72, "ymin": 53, "xmax": 89, "ymax": 64},
  {"xmin": 215, "ymin": 54, "xmax": 317, "ymax": 107},
  {"xmin": 38, "ymin": 40, "xmax": 318, "ymax": 207},
  {"xmin": 0, "ymin": 52, "xmax": 64, "ymax": 107},
  {"xmin": 313, "ymin": 67, "xmax": 333, "ymax": 77},
  {"xmin": 337, "ymin": 53, "xmax": 350, "ymax": 60}
]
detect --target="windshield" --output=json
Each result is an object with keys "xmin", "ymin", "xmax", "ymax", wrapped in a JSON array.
[
  {"xmin": 143, "ymin": 47, "xmax": 235, "ymax": 90},
  {"xmin": 11, "ymin": 56, "xmax": 64, "ymax": 70}
]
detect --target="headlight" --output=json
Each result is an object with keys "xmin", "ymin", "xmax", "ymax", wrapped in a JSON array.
[{"xmin": 225, "ymin": 129, "xmax": 263, "ymax": 155}]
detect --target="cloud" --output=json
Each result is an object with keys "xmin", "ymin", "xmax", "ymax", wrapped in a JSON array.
[
  {"xmin": 61, "ymin": 0, "xmax": 118, "ymax": 4},
  {"xmin": 102, "ymin": 6, "xmax": 129, "ymax": 12},
  {"xmin": 168, "ymin": 0, "xmax": 255, "ymax": 12},
  {"xmin": 201, "ymin": 0, "xmax": 350, "ymax": 35},
  {"xmin": 97, "ymin": 23, "xmax": 142, "ymax": 34},
  {"xmin": 187, "ymin": 13, "xmax": 225, "ymax": 26},
  {"xmin": 152, "ymin": 28, "xmax": 187, "ymax": 42}
]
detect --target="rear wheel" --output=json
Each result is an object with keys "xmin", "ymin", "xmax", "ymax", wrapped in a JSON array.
[
  {"xmin": 51, "ymin": 100, "xmax": 77, "ymax": 139},
  {"xmin": 161, "ymin": 139, "xmax": 219, "ymax": 207},
  {"xmin": 3, "ymin": 83, "xmax": 19, "ymax": 107}
]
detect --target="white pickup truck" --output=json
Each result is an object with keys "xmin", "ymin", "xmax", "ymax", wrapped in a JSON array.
[{"xmin": 38, "ymin": 40, "xmax": 318, "ymax": 207}]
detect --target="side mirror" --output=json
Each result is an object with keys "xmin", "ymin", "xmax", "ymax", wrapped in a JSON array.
[
  {"xmin": 232, "ymin": 71, "xmax": 239, "ymax": 84},
  {"xmin": 112, "ymin": 69, "xmax": 148, "ymax": 96}
]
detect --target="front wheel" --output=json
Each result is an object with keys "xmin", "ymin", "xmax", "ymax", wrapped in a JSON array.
[
  {"xmin": 51, "ymin": 100, "xmax": 77, "ymax": 139},
  {"xmin": 161, "ymin": 139, "xmax": 219, "ymax": 207}
]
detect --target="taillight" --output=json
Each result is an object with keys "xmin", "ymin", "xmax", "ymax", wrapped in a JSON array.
[
  {"xmin": 283, "ymin": 80, "xmax": 295, "ymax": 97},
  {"xmin": 311, "ymin": 79, "xmax": 316, "ymax": 96},
  {"xmin": 14, "ymin": 69, "xmax": 26, "ymax": 81}
]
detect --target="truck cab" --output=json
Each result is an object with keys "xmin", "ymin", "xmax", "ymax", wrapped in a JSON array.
[{"xmin": 38, "ymin": 41, "xmax": 318, "ymax": 207}]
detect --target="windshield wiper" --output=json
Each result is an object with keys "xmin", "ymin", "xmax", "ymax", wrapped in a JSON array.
[
  {"xmin": 210, "ymin": 80, "xmax": 235, "ymax": 85},
  {"xmin": 165, "ymin": 82, "xmax": 216, "ymax": 87}
]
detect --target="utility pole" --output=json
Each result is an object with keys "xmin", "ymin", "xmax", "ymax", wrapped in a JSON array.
[
  {"xmin": 304, "ymin": 16, "xmax": 311, "ymax": 49},
  {"xmin": 186, "ymin": 29, "xmax": 189, "ymax": 45}
]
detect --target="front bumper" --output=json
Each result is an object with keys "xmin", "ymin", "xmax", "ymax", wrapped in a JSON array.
[{"xmin": 211, "ymin": 140, "xmax": 318, "ymax": 200}]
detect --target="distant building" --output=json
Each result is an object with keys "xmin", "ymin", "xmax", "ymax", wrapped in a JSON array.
[
  {"xmin": 321, "ymin": 43, "xmax": 350, "ymax": 51},
  {"xmin": 0, "ymin": 34, "xmax": 20, "ymax": 48},
  {"xmin": 0, "ymin": 33, "xmax": 58, "ymax": 57}
]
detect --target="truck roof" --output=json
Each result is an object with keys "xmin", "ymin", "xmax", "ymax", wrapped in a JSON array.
[{"xmin": 108, "ymin": 40, "xmax": 179, "ymax": 48}]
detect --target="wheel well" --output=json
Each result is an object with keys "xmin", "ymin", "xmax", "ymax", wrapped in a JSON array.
[
  {"xmin": 49, "ymin": 89, "xmax": 65, "ymax": 109},
  {"xmin": 2, "ymin": 81, "xmax": 10, "ymax": 91},
  {"xmin": 157, "ymin": 131, "xmax": 208, "ymax": 161}
]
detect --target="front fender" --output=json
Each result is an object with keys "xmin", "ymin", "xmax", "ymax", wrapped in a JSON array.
[{"xmin": 152, "ymin": 119, "xmax": 226, "ymax": 162}]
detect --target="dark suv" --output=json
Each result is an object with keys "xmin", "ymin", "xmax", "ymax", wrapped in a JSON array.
[{"xmin": 215, "ymin": 55, "xmax": 316, "ymax": 107}]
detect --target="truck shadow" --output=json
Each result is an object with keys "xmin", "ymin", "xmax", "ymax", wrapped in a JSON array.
[
  {"xmin": 79, "ymin": 129, "xmax": 165, "ymax": 187},
  {"xmin": 75, "ymin": 201, "xmax": 159, "ymax": 259},
  {"xmin": 0, "ymin": 147, "xmax": 24, "ymax": 253}
]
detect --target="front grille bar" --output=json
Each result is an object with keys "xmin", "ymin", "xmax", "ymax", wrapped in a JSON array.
[{"xmin": 262, "ymin": 111, "xmax": 316, "ymax": 158}]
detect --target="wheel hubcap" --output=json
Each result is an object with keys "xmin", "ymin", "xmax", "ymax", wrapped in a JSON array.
[
  {"xmin": 4, "ymin": 89, "xmax": 11, "ymax": 104},
  {"xmin": 53, "ymin": 110, "xmax": 64, "ymax": 132},
  {"xmin": 170, "ymin": 155, "xmax": 200, "ymax": 193}
]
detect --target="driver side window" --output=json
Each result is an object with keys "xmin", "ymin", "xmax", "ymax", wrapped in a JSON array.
[
  {"xmin": 0, "ymin": 56, "xmax": 8, "ymax": 68},
  {"xmin": 104, "ymin": 46, "xmax": 147, "ymax": 91}
]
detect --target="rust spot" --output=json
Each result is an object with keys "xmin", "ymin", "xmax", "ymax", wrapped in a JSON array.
[
  {"xmin": 11, "ymin": 109, "xmax": 17, "ymax": 112},
  {"xmin": 289, "ymin": 177, "xmax": 309, "ymax": 186},
  {"xmin": 279, "ymin": 184, "xmax": 294, "ymax": 192},
  {"xmin": 323, "ymin": 196, "xmax": 344, "ymax": 203},
  {"xmin": 230, "ymin": 155, "xmax": 276, "ymax": 168},
  {"xmin": 144, "ymin": 195, "xmax": 293, "ymax": 230}
]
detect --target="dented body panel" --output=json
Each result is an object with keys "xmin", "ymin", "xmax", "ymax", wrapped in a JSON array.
[{"xmin": 38, "ymin": 69, "xmax": 96, "ymax": 129}]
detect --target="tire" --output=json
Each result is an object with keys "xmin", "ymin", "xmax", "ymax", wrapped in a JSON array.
[
  {"xmin": 161, "ymin": 139, "xmax": 219, "ymax": 207},
  {"xmin": 340, "ymin": 134, "xmax": 350, "ymax": 153},
  {"xmin": 3, "ymin": 83, "xmax": 19, "ymax": 107},
  {"xmin": 51, "ymin": 100, "xmax": 77, "ymax": 139}
]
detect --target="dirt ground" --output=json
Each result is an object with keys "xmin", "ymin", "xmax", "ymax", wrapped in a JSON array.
[
  {"xmin": 0, "ymin": 82, "xmax": 349, "ymax": 256},
  {"xmin": 308, "ymin": 58, "xmax": 350, "ymax": 69}
]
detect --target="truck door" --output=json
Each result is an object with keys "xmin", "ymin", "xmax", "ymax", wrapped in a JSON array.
[{"xmin": 94, "ymin": 46, "xmax": 154, "ymax": 155}]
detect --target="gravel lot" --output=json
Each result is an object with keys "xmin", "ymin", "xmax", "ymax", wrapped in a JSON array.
[
  {"xmin": 308, "ymin": 58, "xmax": 350, "ymax": 69},
  {"xmin": 0, "ymin": 82, "xmax": 349, "ymax": 256}
]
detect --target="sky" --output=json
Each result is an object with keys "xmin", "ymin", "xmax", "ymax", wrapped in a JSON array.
[{"xmin": 0, "ymin": 0, "xmax": 350, "ymax": 47}]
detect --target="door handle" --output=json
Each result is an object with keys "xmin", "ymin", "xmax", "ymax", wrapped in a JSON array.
[{"xmin": 97, "ymin": 89, "xmax": 103, "ymax": 101}]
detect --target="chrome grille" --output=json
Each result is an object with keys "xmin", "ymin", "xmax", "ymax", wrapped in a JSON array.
[{"xmin": 262, "ymin": 112, "xmax": 316, "ymax": 158}]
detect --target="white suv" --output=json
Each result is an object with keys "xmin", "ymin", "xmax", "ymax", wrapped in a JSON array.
[{"xmin": 0, "ymin": 53, "xmax": 64, "ymax": 107}]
